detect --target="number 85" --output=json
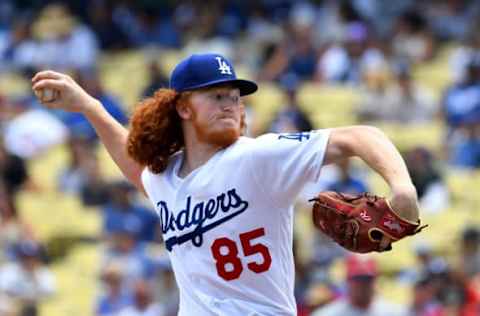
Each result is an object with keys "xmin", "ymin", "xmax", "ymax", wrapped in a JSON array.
[{"xmin": 211, "ymin": 227, "xmax": 272, "ymax": 281}]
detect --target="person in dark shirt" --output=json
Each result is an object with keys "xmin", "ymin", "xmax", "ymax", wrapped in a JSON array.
[
  {"xmin": 102, "ymin": 181, "xmax": 159, "ymax": 243},
  {"xmin": 269, "ymin": 74, "xmax": 314, "ymax": 133},
  {"xmin": 441, "ymin": 55, "xmax": 480, "ymax": 132},
  {"xmin": 142, "ymin": 60, "xmax": 170, "ymax": 99},
  {"xmin": 326, "ymin": 159, "xmax": 368, "ymax": 194},
  {"xmin": 0, "ymin": 138, "xmax": 28, "ymax": 195}
]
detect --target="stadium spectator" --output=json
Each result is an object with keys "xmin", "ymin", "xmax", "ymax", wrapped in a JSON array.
[
  {"xmin": 325, "ymin": 159, "xmax": 369, "ymax": 195},
  {"xmin": 0, "ymin": 139, "xmax": 34, "ymax": 264},
  {"xmin": 441, "ymin": 54, "xmax": 480, "ymax": 133},
  {"xmin": 118, "ymin": 279, "xmax": 165, "ymax": 316},
  {"xmin": 0, "ymin": 137, "xmax": 28, "ymax": 195},
  {"xmin": 54, "ymin": 69, "xmax": 127, "ymax": 141},
  {"xmin": 398, "ymin": 241, "xmax": 448, "ymax": 286},
  {"xmin": 348, "ymin": 1, "xmax": 414, "ymax": 38},
  {"xmin": 8, "ymin": 3, "xmax": 98, "ymax": 71},
  {"xmin": 115, "ymin": 3, "xmax": 180, "ymax": 49},
  {"xmin": 298, "ymin": 272, "xmax": 339, "ymax": 316},
  {"xmin": 58, "ymin": 136, "xmax": 110, "ymax": 206},
  {"xmin": 0, "ymin": 183, "xmax": 35, "ymax": 264},
  {"xmin": 312, "ymin": 0, "xmax": 365, "ymax": 47},
  {"xmin": 0, "ymin": 13, "xmax": 32, "ymax": 72},
  {"xmin": 102, "ymin": 180, "xmax": 159, "ymax": 243},
  {"xmin": 316, "ymin": 21, "xmax": 386, "ymax": 85},
  {"xmin": 356, "ymin": 63, "xmax": 435, "ymax": 124},
  {"xmin": 245, "ymin": 4, "xmax": 282, "ymax": 49},
  {"xmin": 449, "ymin": 32, "xmax": 480, "ymax": 84},
  {"xmin": 86, "ymin": 1, "xmax": 129, "ymax": 50},
  {"xmin": 458, "ymin": 227, "xmax": 480, "ymax": 278},
  {"xmin": 447, "ymin": 120, "xmax": 480, "ymax": 168},
  {"xmin": 0, "ymin": 94, "xmax": 28, "ymax": 126},
  {"xmin": 142, "ymin": 60, "xmax": 170, "ymax": 99},
  {"xmin": 150, "ymin": 259, "xmax": 178, "ymax": 316},
  {"xmin": 57, "ymin": 136, "xmax": 97, "ymax": 194},
  {"xmin": 404, "ymin": 147, "xmax": 450, "ymax": 213},
  {"xmin": 0, "ymin": 241, "xmax": 55, "ymax": 316},
  {"xmin": 414, "ymin": 242, "xmax": 448, "ymax": 278},
  {"xmin": 258, "ymin": 2, "xmax": 318, "ymax": 82},
  {"xmin": 79, "ymin": 152, "xmax": 110, "ymax": 207},
  {"xmin": 1, "ymin": 96, "xmax": 68, "ymax": 159},
  {"xmin": 0, "ymin": 0, "xmax": 14, "ymax": 28},
  {"xmin": 96, "ymin": 262, "xmax": 133, "ymax": 316},
  {"xmin": 441, "ymin": 54, "xmax": 480, "ymax": 167},
  {"xmin": 391, "ymin": 10, "xmax": 435, "ymax": 63},
  {"xmin": 427, "ymin": 0, "xmax": 480, "ymax": 41},
  {"xmin": 311, "ymin": 255, "xmax": 407, "ymax": 316},
  {"xmin": 408, "ymin": 274, "xmax": 445, "ymax": 316},
  {"xmin": 433, "ymin": 265, "xmax": 480, "ymax": 316},
  {"xmin": 102, "ymin": 219, "xmax": 156, "ymax": 292},
  {"xmin": 0, "ymin": 94, "xmax": 8, "ymax": 125},
  {"xmin": 268, "ymin": 74, "xmax": 314, "ymax": 133}
]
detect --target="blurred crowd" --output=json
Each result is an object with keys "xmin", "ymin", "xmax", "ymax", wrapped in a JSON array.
[{"xmin": 1, "ymin": 0, "xmax": 480, "ymax": 315}]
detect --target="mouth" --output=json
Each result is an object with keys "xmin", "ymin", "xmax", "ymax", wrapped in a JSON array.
[{"xmin": 216, "ymin": 116, "xmax": 237, "ymax": 123}]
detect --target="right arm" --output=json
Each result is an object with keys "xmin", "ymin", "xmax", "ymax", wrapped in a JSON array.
[
  {"xmin": 324, "ymin": 126, "xmax": 419, "ymax": 221},
  {"xmin": 32, "ymin": 71, "xmax": 145, "ymax": 192}
]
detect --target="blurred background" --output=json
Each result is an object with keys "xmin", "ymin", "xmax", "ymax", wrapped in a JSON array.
[{"xmin": 0, "ymin": 0, "xmax": 480, "ymax": 315}]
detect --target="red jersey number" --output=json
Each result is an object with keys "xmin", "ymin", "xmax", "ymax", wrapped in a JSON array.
[{"xmin": 210, "ymin": 227, "xmax": 272, "ymax": 281}]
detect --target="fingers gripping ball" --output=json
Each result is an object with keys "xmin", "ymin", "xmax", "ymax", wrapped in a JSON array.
[
  {"xmin": 310, "ymin": 191, "xmax": 427, "ymax": 253},
  {"xmin": 35, "ymin": 88, "xmax": 58, "ymax": 103}
]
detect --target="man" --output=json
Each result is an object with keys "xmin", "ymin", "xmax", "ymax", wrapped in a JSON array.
[
  {"xmin": 32, "ymin": 53, "xmax": 419, "ymax": 316},
  {"xmin": 311, "ymin": 255, "xmax": 407, "ymax": 316},
  {"xmin": 268, "ymin": 73, "xmax": 313, "ymax": 133},
  {"xmin": 0, "ymin": 241, "xmax": 56, "ymax": 316},
  {"xmin": 118, "ymin": 279, "xmax": 165, "ymax": 316},
  {"xmin": 102, "ymin": 180, "xmax": 159, "ymax": 243}
]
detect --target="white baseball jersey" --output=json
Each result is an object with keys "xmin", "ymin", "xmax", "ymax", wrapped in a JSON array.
[{"xmin": 141, "ymin": 130, "xmax": 330, "ymax": 316}]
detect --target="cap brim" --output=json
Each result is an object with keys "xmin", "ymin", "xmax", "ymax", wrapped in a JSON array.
[{"xmin": 179, "ymin": 78, "xmax": 258, "ymax": 96}]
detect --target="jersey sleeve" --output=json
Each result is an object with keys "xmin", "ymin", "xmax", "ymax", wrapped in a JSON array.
[{"xmin": 247, "ymin": 129, "xmax": 331, "ymax": 206}]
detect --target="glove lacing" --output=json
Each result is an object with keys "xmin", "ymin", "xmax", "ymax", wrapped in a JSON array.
[{"xmin": 338, "ymin": 192, "xmax": 379, "ymax": 206}]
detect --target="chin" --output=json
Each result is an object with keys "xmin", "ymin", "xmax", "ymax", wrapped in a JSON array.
[
  {"xmin": 201, "ymin": 125, "xmax": 240, "ymax": 147},
  {"xmin": 211, "ymin": 126, "xmax": 240, "ymax": 147},
  {"xmin": 193, "ymin": 116, "xmax": 243, "ymax": 148}
]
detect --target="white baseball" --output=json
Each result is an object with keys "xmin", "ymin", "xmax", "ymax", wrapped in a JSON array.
[{"xmin": 35, "ymin": 88, "xmax": 57, "ymax": 103}]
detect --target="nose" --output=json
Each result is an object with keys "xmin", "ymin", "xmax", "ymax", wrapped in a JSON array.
[{"xmin": 220, "ymin": 96, "xmax": 240, "ymax": 110}]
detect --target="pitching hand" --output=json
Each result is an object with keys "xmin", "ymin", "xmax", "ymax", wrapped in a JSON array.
[{"xmin": 32, "ymin": 70, "xmax": 99, "ymax": 114}]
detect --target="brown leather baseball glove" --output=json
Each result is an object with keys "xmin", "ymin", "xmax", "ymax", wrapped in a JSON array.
[{"xmin": 311, "ymin": 191, "xmax": 427, "ymax": 253}]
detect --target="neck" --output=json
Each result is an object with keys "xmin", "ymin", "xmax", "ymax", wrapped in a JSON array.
[{"xmin": 179, "ymin": 131, "xmax": 223, "ymax": 178}]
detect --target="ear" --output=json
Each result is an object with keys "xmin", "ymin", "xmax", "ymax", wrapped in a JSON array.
[{"xmin": 176, "ymin": 100, "xmax": 192, "ymax": 120}]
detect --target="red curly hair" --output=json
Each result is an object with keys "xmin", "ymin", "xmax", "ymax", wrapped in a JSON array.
[{"xmin": 127, "ymin": 89, "xmax": 188, "ymax": 174}]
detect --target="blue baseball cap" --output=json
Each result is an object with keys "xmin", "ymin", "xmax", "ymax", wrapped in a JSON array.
[{"xmin": 170, "ymin": 53, "xmax": 258, "ymax": 96}]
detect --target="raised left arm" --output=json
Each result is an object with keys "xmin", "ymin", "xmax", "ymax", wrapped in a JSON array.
[{"xmin": 324, "ymin": 125, "xmax": 419, "ymax": 222}]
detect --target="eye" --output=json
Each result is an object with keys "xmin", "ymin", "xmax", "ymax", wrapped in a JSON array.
[
  {"xmin": 231, "ymin": 95, "xmax": 239, "ymax": 103},
  {"xmin": 215, "ymin": 94, "xmax": 223, "ymax": 101}
]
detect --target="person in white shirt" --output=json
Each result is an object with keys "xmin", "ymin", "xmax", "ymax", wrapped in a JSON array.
[
  {"xmin": 118, "ymin": 279, "xmax": 165, "ymax": 316},
  {"xmin": 312, "ymin": 255, "xmax": 407, "ymax": 316},
  {"xmin": 31, "ymin": 53, "xmax": 419, "ymax": 316},
  {"xmin": 0, "ymin": 241, "xmax": 55, "ymax": 314}
]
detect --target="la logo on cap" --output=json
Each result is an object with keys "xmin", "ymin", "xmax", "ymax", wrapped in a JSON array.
[{"xmin": 215, "ymin": 56, "xmax": 232, "ymax": 75}]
